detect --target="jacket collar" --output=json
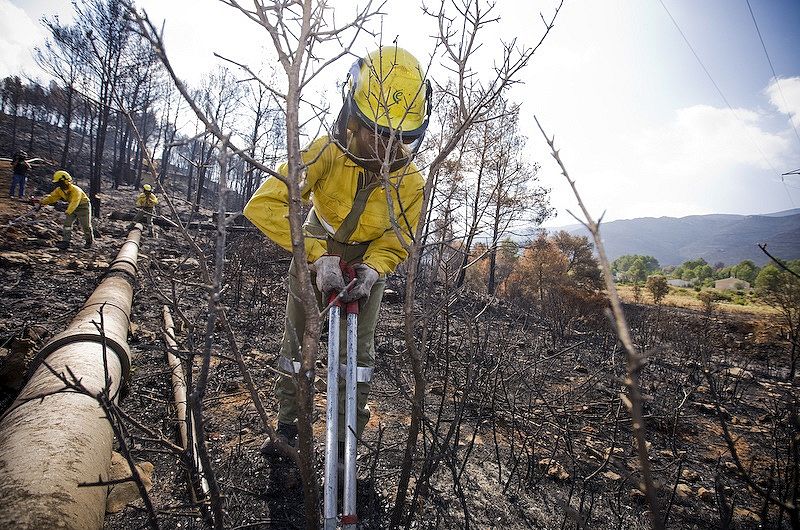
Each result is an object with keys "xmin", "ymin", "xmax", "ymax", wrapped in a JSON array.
[{"xmin": 335, "ymin": 143, "xmax": 415, "ymax": 180}]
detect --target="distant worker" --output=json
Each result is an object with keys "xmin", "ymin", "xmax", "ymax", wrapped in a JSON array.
[
  {"xmin": 36, "ymin": 170, "xmax": 94, "ymax": 250},
  {"xmin": 9, "ymin": 150, "xmax": 31, "ymax": 199},
  {"xmin": 133, "ymin": 184, "xmax": 158, "ymax": 236},
  {"xmin": 244, "ymin": 46, "xmax": 430, "ymax": 456}
]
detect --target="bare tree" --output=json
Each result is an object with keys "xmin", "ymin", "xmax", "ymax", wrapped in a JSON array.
[
  {"xmin": 389, "ymin": 1, "xmax": 564, "ymax": 526},
  {"xmin": 451, "ymin": 105, "xmax": 500, "ymax": 289},
  {"xmin": 131, "ymin": 1, "xmax": 382, "ymax": 527},
  {"xmin": 76, "ymin": 0, "xmax": 132, "ymax": 215},
  {"xmin": 535, "ymin": 115, "xmax": 665, "ymax": 530},
  {"xmin": 193, "ymin": 68, "xmax": 241, "ymax": 211},
  {"xmin": 126, "ymin": 41, "xmax": 165, "ymax": 189},
  {"xmin": 155, "ymin": 85, "xmax": 184, "ymax": 196},
  {"xmin": 36, "ymin": 21, "xmax": 87, "ymax": 167},
  {"xmin": 235, "ymin": 73, "xmax": 284, "ymax": 206},
  {"xmin": 483, "ymin": 100, "xmax": 550, "ymax": 294},
  {"xmin": 3, "ymin": 76, "xmax": 24, "ymax": 150}
]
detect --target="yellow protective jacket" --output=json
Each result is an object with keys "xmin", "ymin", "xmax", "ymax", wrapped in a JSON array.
[
  {"xmin": 136, "ymin": 192, "xmax": 158, "ymax": 208},
  {"xmin": 40, "ymin": 183, "xmax": 89, "ymax": 215},
  {"xmin": 243, "ymin": 136, "xmax": 425, "ymax": 275}
]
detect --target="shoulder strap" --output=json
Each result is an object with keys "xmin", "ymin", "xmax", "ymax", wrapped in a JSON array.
[{"xmin": 332, "ymin": 171, "xmax": 381, "ymax": 244}]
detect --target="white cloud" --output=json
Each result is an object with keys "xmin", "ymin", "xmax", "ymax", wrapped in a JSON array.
[
  {"xmin": 540, "ymin": 99, "xmax": 797, "ymax": 225},
  {"xmin": 612, "ymin": 103, "xmax": 793, "ymax": 217},
  {"xmin": 638, "ymin": 104, "xmax": 789, "ymax": 174},
  {"xmin": 766, "ymin": 76, "xmax": 800, "ymax": 128},
  {"xmin": 0, "ymin": 0, "xmax": 48, "ymax": 78}
]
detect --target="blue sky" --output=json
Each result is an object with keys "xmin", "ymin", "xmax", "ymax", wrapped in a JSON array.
[
  {"xmin": 517, "ymin": 0, "xmax": 800, "ymax": 225},
  {"xmin": 2, "ymin": 0, "xmax": 799, "ymax": 226},
  {"xmin": 667, "ymin": 0, "xmax": 799, "ymax": 107}
]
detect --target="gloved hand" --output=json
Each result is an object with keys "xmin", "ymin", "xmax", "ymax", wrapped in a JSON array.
[
  {"xmin": 313, "ymin": 255, "xmax": 345, "ymax": 296},
  {"xmin": 341, "ymin": 263, "xmax": 379, "ymax": 302}
]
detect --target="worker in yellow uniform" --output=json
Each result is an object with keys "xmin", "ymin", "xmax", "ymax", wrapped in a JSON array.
[
  {"xmin": 36, "ymin": 170, "xmax": 94, "ymax": 250},
  {"xmin": 133, "ymin": 184, "xmax": 158, "ymax": 236},
  {"xmin": 244, "ymin": 46, "xmax": 431, "ymax": 455}
]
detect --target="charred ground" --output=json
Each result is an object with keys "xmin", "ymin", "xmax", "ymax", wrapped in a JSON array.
[{"xmin": 1, "ymin": 163, "xmax": 797, "ymax": 530}]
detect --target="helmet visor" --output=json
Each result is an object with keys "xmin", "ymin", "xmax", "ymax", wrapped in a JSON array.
[
  {"xmin": 350, "ymin": 89, "xmax": 429, "ymax": 142},
  {"xmin": 346, "ymin": 121, "xmax": 424, "ymax": 173}
]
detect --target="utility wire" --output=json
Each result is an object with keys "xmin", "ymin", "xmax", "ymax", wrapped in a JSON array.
[
  {"xmin": 746, "ymin": 0, "xmax": 800, "ymax": 208},
  {"xmin": 746, "ymin": 0, "xmax": 800, "ymax": 148},
  {"xmin": 657, "ymin": 0, "xmax": 795, "ymax": 207}
]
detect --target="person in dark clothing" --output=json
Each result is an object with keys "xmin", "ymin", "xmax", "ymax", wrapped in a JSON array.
[{"xmin": 9, "ymin": 151, "xmax": 31, "ymax": 199}]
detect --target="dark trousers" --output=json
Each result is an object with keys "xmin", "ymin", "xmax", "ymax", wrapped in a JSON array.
[{"xmin": 9, "ymin": 174, "xmax": 25, "ymax": 198}]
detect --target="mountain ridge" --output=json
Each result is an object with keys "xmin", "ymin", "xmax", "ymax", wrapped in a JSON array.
[{"xmin": 546, "ymin": 209, "xmax": 800, "ymax": 266}]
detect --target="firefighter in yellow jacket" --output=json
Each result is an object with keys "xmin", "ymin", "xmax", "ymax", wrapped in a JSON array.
[
  {"xmin": 37, "ymin": 170, "xmax": 94, "ymax": 250},
  {"xmin": 244, "ymin": 46, "xmax": 431, "ymax": 453},
  {"xmin": 133, "ymin": 184, "xmax": 158, "ymax": 236}
]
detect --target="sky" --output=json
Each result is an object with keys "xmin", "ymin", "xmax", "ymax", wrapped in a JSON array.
[{"xmin": 2, "ymin": 0, "xmax": 799, "ymax": 227}]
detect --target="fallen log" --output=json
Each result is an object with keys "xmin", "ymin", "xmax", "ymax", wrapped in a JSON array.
[
  {"xmin": 108, "ymin": 211, "xmax": 255, "ymax": 232},
  {"xmin": 0, "ymin": 225, "xmax": 143, "ymax": 530},
  {"xmin": 162, "ymin": 305, "xmax": 208, "ymax": 498},
  {"xmin": 108, "ymin": 210, "xmax": 179, "ymax": 229}
]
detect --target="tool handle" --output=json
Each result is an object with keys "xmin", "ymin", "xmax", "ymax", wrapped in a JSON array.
[
  {"xmin": 339, "ymin": 261, "xmax": 360, "ymax": 315},
  {"xmin": 345, "ymin": 298, "xmax": 359, "ymax": 315}
]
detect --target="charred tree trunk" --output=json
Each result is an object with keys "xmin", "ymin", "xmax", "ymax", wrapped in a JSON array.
[
  {"xmin": 90, "ymin": 101, "xmax": 112, "ymax": 217},
  {"xmin": 60, "ymin": 87, "xmax": 74, "ymax": 168},
  {"xmin": 113, "ymin": 114, "xmax": 131, "ymax": 189},
  {"xmin": 72, "ymin": 97, "xmax": 91, "ymax": 170},
  {"xmin": 10, "ymin": 105, "xmax": 19, "ymax": 151},
  {"xmin": 134, "ymin": 108, "xmax": 150, "ymax": 189},
  {"xmin": 88, "ymin": 105, "xmax": 96, "ymax": 190},
  {"xmin": 487, "ymin": 200, "xmax": 502, "ymax": 295},
  {"xmin": 27, "ymin": 108, "xmax": 36, "ymax": 154},
  {"xmin": 186, "ymin": 139, "xmax": 198, "ymax": 203},
  {"xmin": 455, "ymin": 141, "xmax": 489, "ymax": 289}
]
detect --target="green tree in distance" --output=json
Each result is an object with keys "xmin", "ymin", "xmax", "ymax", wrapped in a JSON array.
[
  {"xmin": 755, "ymin": 260, "xmax": 800, "ymax": 380},
  {"xmin": 731, "ymin": 260, "xmax": 760, "ymax": 284},
  {"xmin": 612, "ymin": 254, "xmax": 660, "ymax": 283},
  {"xmin": 672, "ymin": 258, "xmax": 715, "ymax": 284}
]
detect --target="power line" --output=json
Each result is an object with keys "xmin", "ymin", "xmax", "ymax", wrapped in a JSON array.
[
  {"xmin": 657, "ymin": 0, "xmax": 795, "ymax": 207},
  {"xmin": 658, "ymin": 1, "xmax": 736, "ymax": 115},
  {"xmin": 745, "ymin": 0, "xmax": 800, "ymax": 149}
]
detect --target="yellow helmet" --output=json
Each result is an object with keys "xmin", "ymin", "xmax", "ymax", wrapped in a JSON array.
[
  {"xmin": 349, "ymin": 47, "xmax": 430, "ymax": 137},
  {"xmin": 334, "ymin": 46, "xmax": 431, "ymax": 171},
  {"xmin": 143, "ymin": 184, "xmax": 152, "ymax": 192},
  {"xmin": 52, "ymin": 170, "xmax": 72, "ymax": 183}
]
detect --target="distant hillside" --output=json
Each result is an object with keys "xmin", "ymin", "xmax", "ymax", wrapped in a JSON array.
[{"xmin": 552, "ymin": 210, "xmax": 800, "ymax": 266}]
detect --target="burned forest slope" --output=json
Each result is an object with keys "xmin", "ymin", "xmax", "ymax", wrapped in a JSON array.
[{"xmin": 0, "ymin": 173, "xmax": 798, "ymax": 529}]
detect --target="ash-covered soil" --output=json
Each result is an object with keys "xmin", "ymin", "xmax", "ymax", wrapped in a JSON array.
[{"xmin": 1, "ymin": 168, "xmax": 797, "ymax": 529}]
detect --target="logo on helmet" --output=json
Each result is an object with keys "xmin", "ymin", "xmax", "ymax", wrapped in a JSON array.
[{"xmin": 391, "ymin": 90, "xmax": 404, "ymax": 105}]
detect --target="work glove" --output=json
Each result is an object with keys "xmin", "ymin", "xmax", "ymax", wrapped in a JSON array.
[
  {"xmin": 313, "ymin": 255, "xmax": 345, "ymax": 296},
  {"xmin": 340, "ymin": 263, "xmax": 379, "ymax": 302}
]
